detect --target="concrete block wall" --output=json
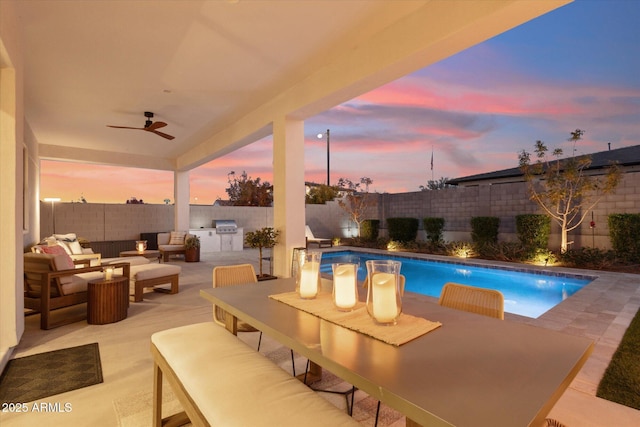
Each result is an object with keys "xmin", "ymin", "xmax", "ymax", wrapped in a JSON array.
[
  {"xmin": 305, "ymin": 200, "xmax": 348, "ymax": 238},
  {"xmin": 39, "ymin": 171, "xmax": 639, "ymax": 251},
  {"xmin": 41, "ymin": 203, "xmax": 173, "ymax": 242},
  {"xmin": 190, "ymin": 205, "xmax": 273, "ymax": 231},
  {"xmin": 373, "ymin": 171, "xmax": 639, "ymax": 250}
]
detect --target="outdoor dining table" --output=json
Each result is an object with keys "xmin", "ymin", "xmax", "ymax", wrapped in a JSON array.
[{"xmin": 200, "ymin": 278, "xmax": 593, "ymax": 427}]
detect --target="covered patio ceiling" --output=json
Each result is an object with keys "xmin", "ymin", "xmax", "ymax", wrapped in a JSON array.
[{"xmin": 17, "ymin": 0, "xmax": 570, "ymax": 172}]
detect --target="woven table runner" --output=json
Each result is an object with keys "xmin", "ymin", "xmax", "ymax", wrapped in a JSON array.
[{"xmin": 269, "ymin": 291, "xmax": 442, "ymax": 346}]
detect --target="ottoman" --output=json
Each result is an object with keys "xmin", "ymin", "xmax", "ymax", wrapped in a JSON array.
[{"xmin": 131, "ymin": 263, "xmax": 181, "ymax": 302}]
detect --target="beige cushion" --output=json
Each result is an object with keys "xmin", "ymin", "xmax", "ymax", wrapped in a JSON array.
[
  {"xmin": 132, "ymin": 264, "xmax": 181, "ymax": 281},
  {"xmin": 102, "ymin": 256, "xmax": 150, "ymax": 266},
  {"xmin": 169, "ymin": 231, "xmax": 186, "ymax": 245},
  {"xmin": 157, "ymin": 232, "xmax": 170, "ymax": 245},
  {"xmin": 152, "ymin": 323, "xmax": 360, "ymax": 427},
  {"xmin": 63, "ymin": 271, "xmax": 103, "ymax": 294}
]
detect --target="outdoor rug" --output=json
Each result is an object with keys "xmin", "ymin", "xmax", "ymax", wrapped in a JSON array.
[{"xmin": 0, "ymin": 343, "xmax": 103, "ymax": 403}]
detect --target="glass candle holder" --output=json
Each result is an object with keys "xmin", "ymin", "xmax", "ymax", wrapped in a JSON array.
[
  {"xmin": 366, "ymin": 260, "xmax": 402, "ymax": 325},
  {"xmin": 103, "ymin": 266, "xmax": 115, "ymax": 280},
  {"xmin": 332, "ymin": 263, "xmax": 358, "ymax": 311},
  {"xmin": 136, "ymin": 240, "xmax": 147, "ymax": 253},
  {"xmin": 296, "ymin": 250, "xmax": 322, "ymax": 299}
]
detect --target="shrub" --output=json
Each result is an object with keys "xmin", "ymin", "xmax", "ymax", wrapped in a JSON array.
[
  {"xmin": 473, "ymin": 241, "xmax": 526, "ymax": 262},
  {"xmin": 423, "ymin": 217, "xmax": 445, "ymax": 244},
  {"xmin": 558, "ymin": 247, "xmax": 618, "ymax": 269},
  {"xmin": 608, "ymin": 214, "xmax": 640, "ymax": 262},
  {"xmin": 470, "ymin": 216, "xmax": 500, "ymax": 245},
  {"xmin": 387, "ymin": 218, "xmax": 419, "ymax": 243},
  {"xmin": 305, "ymin": 184, "xmax": 338, "ymax": 204},
  {"xmin": 445, "ymin": 241, "xmax": 475, "ymax": 258},
  {"xmin": 516, "ymin": 214, "xmax": 550, "ymax": 249},
  {"xmin": 360, "ymin": 219, "xmax": 380, "ymax": 241}
]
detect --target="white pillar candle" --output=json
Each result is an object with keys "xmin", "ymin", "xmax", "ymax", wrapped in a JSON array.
[
  {"xmin": 299, "ymin": 261, "xmax": 319, "ymax": 299},
  {"xmin": 104, "ymin": 267, "xmax": 114, "ymax": 280},
  {"xmin": 333, "ymin": 264, "xmax": 357, "ymax": 310},
  {"xmin": 372, "ymin": 272, "xmax": 398, "ymax": 323}
]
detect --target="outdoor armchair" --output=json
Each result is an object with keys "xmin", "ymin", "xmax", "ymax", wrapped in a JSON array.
[{"xmin": 24, "ymin": 252, "xmax": 130, "ymax": 329}]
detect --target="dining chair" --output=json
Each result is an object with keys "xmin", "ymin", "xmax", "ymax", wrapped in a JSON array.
[
  {"xmin": 438, "ymin": 282, "xmax": 505, "ymax": 320},
  {"xmin": 374, "ymin": 281, "xmax": 504, "ymax": 426},
  {"xmin": 435, "ymin": 283, "xmax": 566, "ymax": 426},
  {"xmin": 212, "ymin": 264, "xmax": 263, "ymax": 350}
]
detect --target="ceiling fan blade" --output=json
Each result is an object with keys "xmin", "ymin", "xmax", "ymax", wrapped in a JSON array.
[
  {"xmin": 107, "ymin": 125, "xmax": 144, "ymax": 130},
  {"xmin": 149, "ymin": 129, "xmax": 175, "ymax": 140},
  {"xmin": 145, "ymin": 121, "xmax": 167, "ymax": 131}
]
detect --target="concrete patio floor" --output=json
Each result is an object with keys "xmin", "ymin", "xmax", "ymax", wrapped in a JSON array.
[{"xmin": 2, "ymin": 248, "xmax": 639, "ymax": 426}]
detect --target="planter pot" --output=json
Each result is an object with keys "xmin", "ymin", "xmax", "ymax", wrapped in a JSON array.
[{"xmin": 185, "ymin": 248, "xmax": 200, "ymax": 262}]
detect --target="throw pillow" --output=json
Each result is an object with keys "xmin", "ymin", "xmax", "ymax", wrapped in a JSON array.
[
  {"xmin": 169, "ymin": 231, "xmax": 186, "ymax": 245},
  {"xmin": 55, "ymin": 240, "xmax": 73, "ymax": 255},
  {"xmin": 67, "ymin": 240, "xmax": 84, "ymax": 255},
  {"xmin": 53, "ymin": 233, "xmax": 77, "ymax": 242},
  {"xmin": 41, "ymin": 245, "xmax": 75, "ymax": 270},
  {"xmin": 40, "ymin": 246, "xmax": 75, "ymax": 285}
]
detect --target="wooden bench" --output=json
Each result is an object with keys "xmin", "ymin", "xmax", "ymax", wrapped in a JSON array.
[{"xmin": 151, "ymin": 322, "xmax": 360, "ymax": 427}]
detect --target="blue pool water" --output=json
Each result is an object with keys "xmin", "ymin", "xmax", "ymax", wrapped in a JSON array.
[{"xmin": 320, "ymin": 251, "xmax": 594, "ymax": 318}]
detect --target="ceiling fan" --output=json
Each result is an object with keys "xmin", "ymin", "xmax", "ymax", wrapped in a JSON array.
[{"xmin": 107, "ymin": 111, "xmax": 175, "ymax": 140}]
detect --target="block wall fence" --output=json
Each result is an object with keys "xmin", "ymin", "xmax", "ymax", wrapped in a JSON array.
[{"xmin": 38, "ymin": 171, "xmax": 639, "ymax": 252}]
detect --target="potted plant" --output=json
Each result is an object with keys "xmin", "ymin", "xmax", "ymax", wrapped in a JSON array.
[
  {"xmin": 244, "ymin": 227, "xmax": 280, "ymax": 280},
  {"xmin": 184, "ymin": 235, "xmax": 200, "ymax": 262}
]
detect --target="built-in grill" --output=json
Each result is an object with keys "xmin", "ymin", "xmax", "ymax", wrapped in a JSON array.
[{"xmin": 212, "ymin": 219, "xmax": 238, "ymax": 234}]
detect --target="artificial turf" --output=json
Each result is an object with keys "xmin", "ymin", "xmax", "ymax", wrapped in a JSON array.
[{"xmin": 596, "ymin": 307, "xmax": 640, "ymax": 410}]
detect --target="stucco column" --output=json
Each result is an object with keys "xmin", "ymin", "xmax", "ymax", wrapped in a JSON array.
[
  {"xmin": 0, "ymin": 65, "xmax": 22, "ymax": 367},
  {"xmin": 272, "ymin": 118, "xmax": 306, "ymax": 278},
  {"xmin": 174, "ymin": 170, "xmax": 190, "ymax": 232}
]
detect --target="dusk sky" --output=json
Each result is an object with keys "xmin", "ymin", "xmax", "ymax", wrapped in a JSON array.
[{"xmin": 41, "ymin": 0, "xmax": 640, "ymax": 205}]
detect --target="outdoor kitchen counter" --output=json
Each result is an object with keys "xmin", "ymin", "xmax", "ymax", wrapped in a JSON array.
[{"xmin": 189, "ymin": 228, "xmax": 244, "ymax": 252}]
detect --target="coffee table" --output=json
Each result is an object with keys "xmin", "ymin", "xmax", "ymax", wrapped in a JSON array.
[
  {"xmin": 119, "ymin": 249, "xmax": 161, "ymax": 262},
  {"xmin": 201, "ymin": 278, "xmax": 594, "ymax": 427},
  {"xmin": 87, "ymin": 276, "xmax": 129, "ymax": 324}
]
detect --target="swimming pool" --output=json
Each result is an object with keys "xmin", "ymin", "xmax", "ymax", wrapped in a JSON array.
[{"xmin": 320, "ymin": 250, "xmax": 594, "ymax": 318}]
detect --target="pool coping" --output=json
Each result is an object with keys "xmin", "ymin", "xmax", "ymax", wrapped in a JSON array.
[{"xmin": 319, "ymin": 246, "xmax": 599, "ymax": 280}]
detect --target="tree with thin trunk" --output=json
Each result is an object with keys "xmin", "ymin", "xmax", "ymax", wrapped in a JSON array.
[
  {"xmin": 518, "ymin": 129, "xmax": 621, "ymax": 253},
  {"xmin": 337, "ymin": 177, "xmax": 375, "ymax": 238}
]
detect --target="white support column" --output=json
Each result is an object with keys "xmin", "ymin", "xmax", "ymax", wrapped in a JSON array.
[
  {"xmin": 0, "ymin": 65, "xmax": 22, "ymax": 369},
  {"xmin": 272, "ymin": 118, "xmax": 306, "ymax": 278},
  {"xmin": 174, "ymin": 170, "xmax": 190, "ymax": 232}
]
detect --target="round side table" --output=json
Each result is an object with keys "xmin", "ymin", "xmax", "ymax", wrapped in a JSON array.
[{"xmin": 87, "ymin": 276, "xmax": 129, "ymax": 325}]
